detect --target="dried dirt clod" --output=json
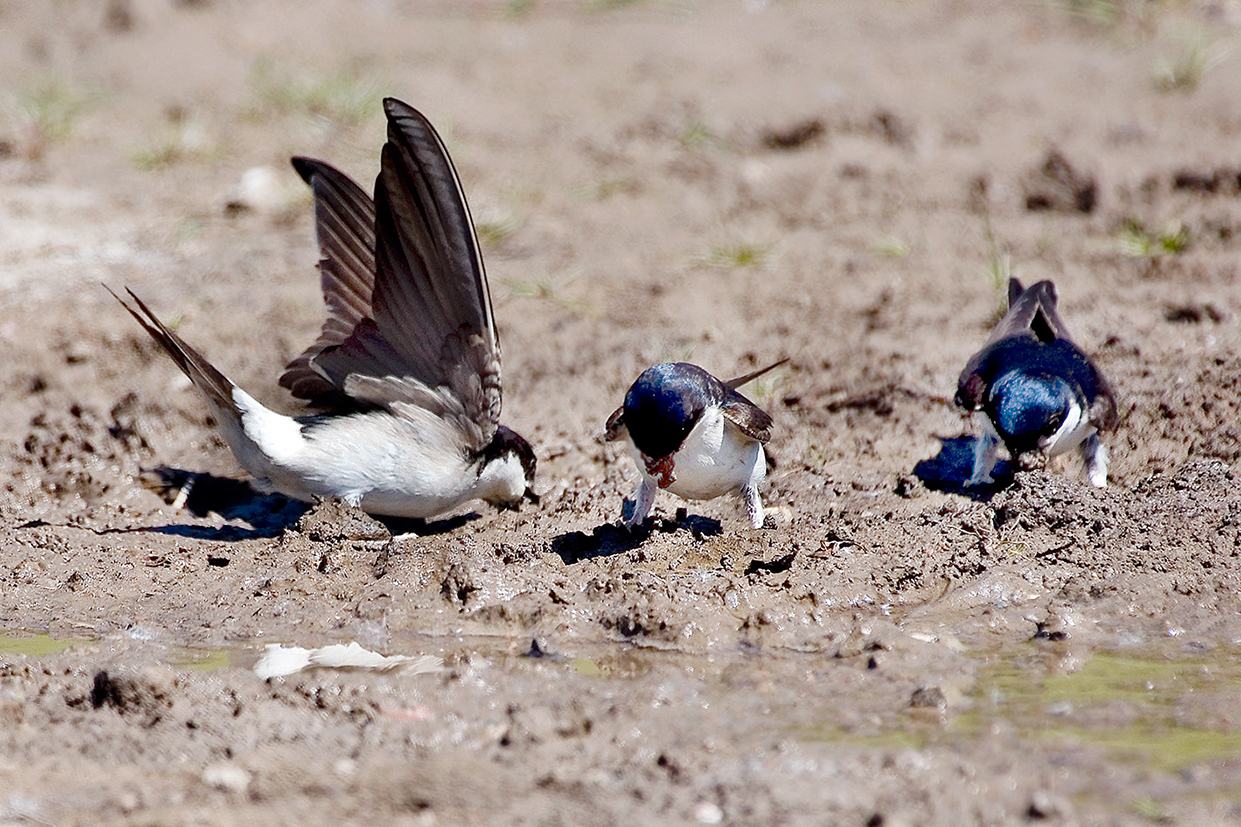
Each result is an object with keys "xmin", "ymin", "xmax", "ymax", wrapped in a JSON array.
[
  {"xmin": 744, "ymin": 552, "xmax": 795, "ymax": 576},
  {"xmin": 1164, "ymin": 303, "xmax": 1226, "ymax": 324},
  {"xmin": 222, "ymin": 166, "xmax": 298, "ymax": 216},
  {"xmin": 692, "ymin": 801, "xmax": 725, "ymax": 824},
  {"xmin": 1027, "ymin": 789, "xmax": 1071, "ymax": 820},
  {"xmin": 909, "ymin": 685, "xmax": 947, "ymax": 710},
  {"xmin": 1172, "ymin": 167, "xmax": 1241, "ymax": 195},
  {"xmin": 1030, "ymin": 602, "xmax": 1082, "ymax": 641},
  {"xmin": 760, "ymin": 505, "xmax": 794, "ymax": 527},
  {"xmin": 79, "ymin": 666, "xmax": 177, "ymax": 726},
  {"xmin": 870, "ymin": 108, "xmax": 915, "ymax": 148},
  {"xmin": 894, "ymin": 474, "xmax": 924, "ymax": 498},
  {"xmin": 835, "ymin": 620, "xmax": 903, "ymax": 659},
  {"xmin": 294, "ymin": 498, "xmax": 389, "ymax": 543},
  {"xmin": 760, "ymin": 119, "xmax": 825, "ymax": 151},
  {"xmin": 1022, "ymin": 148, "xmax": 1096, "ymax": 213}
]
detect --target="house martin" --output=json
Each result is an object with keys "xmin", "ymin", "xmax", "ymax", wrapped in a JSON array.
[
  {"xmin": 110, "ymin": 98, "xmax": 536, "ymax": 519},
  {"xmin": 955, "ymin": 278, "xmax": 1118, "ymax": 487},
  {"xmin": 605, "ymin": 360, "xmax": 785, "ymax": 529}
]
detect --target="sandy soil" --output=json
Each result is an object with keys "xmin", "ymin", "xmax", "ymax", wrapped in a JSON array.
[{"xmin": 4, "ymin": 0, "xmax": 1241, "ymax": 824}]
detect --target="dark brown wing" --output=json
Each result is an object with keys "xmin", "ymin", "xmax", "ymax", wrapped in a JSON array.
[
  {"xmin": 959, "ymin": 278, "xmax": 1069, "ymax": 408},
  {"xmin": 984, "ymin": 279, "xmax": 1073, "ymax": 347},
  {"xmin": 280, "ymin": 157, "xmax": 377, "ymax": 401},
  {"xmin": 1089, "ymin": 384, "xmax": 1120, "ymax": 431},
  {"xmin": 312, "ymin": 98, "xmax": 501, "ymax": 452},
  {"xmin": 603, "ymin": 406, "xmax": 626, "ymax": 441},
  {"xmin": 722, "ymin": 359, "xmax": 782, "ymax": 442},
  {"xmin": 1019, "ymin": 281, "xmax": 1119, "ymax": 427},
  {"xmin": 720, "ymin": 393, "xmax": 774, "ymax": 443},
  {"xmin": 724, "ymin": 357, "xmax": 788, "ymax": 390},
  {"xmin": 1085, "ymin": 350, "xmax": 1121, "ymax": 431}
]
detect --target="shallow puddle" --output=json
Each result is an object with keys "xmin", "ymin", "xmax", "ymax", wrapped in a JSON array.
[
  {"xmin": 0, "ymin": 632, "xmax": 94, "ymax": 658},
  {"xmin": 962, "ymin": 644, "xmax": 1241, "ymax": 773},
  {"xmin": 772, "ymin": 637, "xmax": 1241, "ymax": 782},
  {"xmin": 169, "ymin": 646, "xmax": 233, "ymax": 672},
  {"xmin": 0, "ymin": 631, "xmax": 240, "ymax": 673},
  {"xmin": 6, "ymin": 627, "xmax": 1241, "ymax": 778}
]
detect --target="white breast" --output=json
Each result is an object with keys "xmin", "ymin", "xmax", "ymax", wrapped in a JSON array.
[
  {"xmin": 1040, "ymin": 397, "xmax": 1095, "ymax": 457},
  {"xmin": 636, "ymin": 406, "xmax": 765, "ymax": 501}
]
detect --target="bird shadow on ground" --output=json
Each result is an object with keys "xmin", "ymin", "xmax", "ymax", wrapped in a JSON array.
[
  {"xmin": 374, "ymin": 513, "xmax": 481, "ymax": 536},
  {"xmin": 551, "ymin": 511, "xmax": 723, "ymax": 564},
  {"xmin": 109, "ymin": 468, "xmax": 308, "ymax": 540},
  {"xmin": 108, "ymin": 467, "xmax": 479, "ymax": 541},
  {"xmin": 913, "ymin": 435, "xmax": 1012, "ymax": 502}
]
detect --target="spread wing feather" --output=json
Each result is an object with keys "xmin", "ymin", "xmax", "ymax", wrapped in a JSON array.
[
  {"xmin": 311, "ymin": 98, "xmax": 501, "ymax": 452},
  {"xmin": 281, "ymin": 157, "xmax": 378, "ymax": 401}
]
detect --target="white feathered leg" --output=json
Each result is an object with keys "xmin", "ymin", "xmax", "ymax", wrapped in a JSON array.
[
  {"xmin": 741, "ymin": 484, "xmax": 764, "ymax": 529},
  {"xmin": 623, "ymin": 477, "xmax": 657, "ymax": 528},
  {"xmin": 967, "ymin": 415, "xmax": 1001, "ymax": 486},
  {"xmin": 1082, "ymin": 432, "xmax": 1109, "ymax": 488}
]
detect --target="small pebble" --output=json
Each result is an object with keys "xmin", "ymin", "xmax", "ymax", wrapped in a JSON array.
[
  {"xmin": 202, "ymin": 763, "xmax": 250, "ymax": 794},
  {"xmin": 693, "ymin": 801, "xmax": 724, "ymax": 824}
]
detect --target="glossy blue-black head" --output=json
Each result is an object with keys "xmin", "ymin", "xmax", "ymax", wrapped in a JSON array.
[
  {"xmin": 988, "ymin": 370, "xmax": 1073, "ymax": 453},
  {"xmin": 621, "ymin": 363, "xmax": 723, "ymax": 460}
]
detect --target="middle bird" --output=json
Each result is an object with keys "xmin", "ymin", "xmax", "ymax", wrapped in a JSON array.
[
  {"xmin": 112, "ymin": 98, "xmax": 537, "ymax": 520},
  {"xmin": 605, "ymin": 360, "xmax": 785, "ymax": 529}
]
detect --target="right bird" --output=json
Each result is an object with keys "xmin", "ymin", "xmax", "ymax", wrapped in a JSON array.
[
  {"xmin": 604, "ymin": 360, "xmax": 785, "ymax": 529},
  {"xmin": 955, "ymin": 278, "xmax": 1119, "ymax": 487}
]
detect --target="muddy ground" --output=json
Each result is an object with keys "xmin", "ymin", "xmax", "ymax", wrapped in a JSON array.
[{"xmin": 3, "ymin": 0, "xmax": 1241, "ymax": 824}]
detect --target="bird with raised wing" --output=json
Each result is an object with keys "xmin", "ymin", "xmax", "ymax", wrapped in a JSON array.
[
  {"xmin": 111, "ymin": 98, "xmax": 536, "ymax": 519},
  {"xmin": 955, "ymin": 278, "xmax": 1118, "ymax": 487}
]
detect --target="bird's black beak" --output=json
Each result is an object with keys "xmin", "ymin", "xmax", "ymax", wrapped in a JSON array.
[{"xmin": 523, "ymin": 486, "xmax": 540, "ymax": 506}]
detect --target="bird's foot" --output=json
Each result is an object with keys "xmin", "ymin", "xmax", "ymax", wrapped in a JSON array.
[
  {"xmin": 760, "ymin": 505, "xmax": 794, "ymax": 529},
  {"xmin": 968, "ymin": 424, "xmax": 1001, "ymax": 487}
]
